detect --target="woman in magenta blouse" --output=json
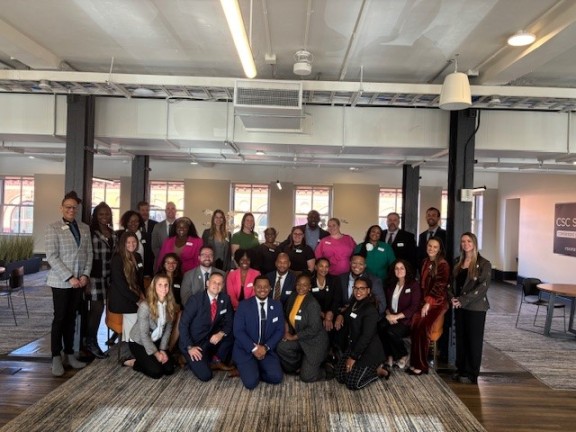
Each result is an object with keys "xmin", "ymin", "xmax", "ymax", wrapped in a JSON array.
[
  {"xmin": 156, "ymin": 217, "xmax": 203, "ymax": 274},
  {"xmin": 315, "ymin": 218, "xmax": 356, "ymax": 276}
]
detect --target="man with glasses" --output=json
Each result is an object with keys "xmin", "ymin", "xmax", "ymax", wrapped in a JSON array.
[
  {"xmin": 46, "ymin": 191, "xmax": 93, "ymax": 376},
  {"xmin": 181, "ymin": 246, "xmax": 225, "ymax": 307}
]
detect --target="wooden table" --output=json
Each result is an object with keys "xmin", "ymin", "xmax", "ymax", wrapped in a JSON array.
[{"xmin": 537, "ymin": 283, "xmax": 576, "ymax": 336}]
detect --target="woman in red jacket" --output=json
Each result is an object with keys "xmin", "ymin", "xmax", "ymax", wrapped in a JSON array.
[{"xmin": 407, "ymin": 237, "xmax": 449, "ymax": 376}]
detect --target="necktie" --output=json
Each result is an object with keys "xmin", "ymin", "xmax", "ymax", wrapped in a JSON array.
[
  {"xmin": 204, "ymin": 271, "xmax": 210, "ymax": 286},
  {"xmin": 428, "ymin": 231, "xmax": 434, "ymax": 241},
  {"xmin": 259, "ymin": 301, "xmax": 267, "ymax": 344},
  {"xmin": 210, "ymin": 298, "xmax": 217, "ymax": 322},
  {"xmin": 387, "ymin": 232, "xmax": 394, "ymax": 244},
  {"xmin": 273, "ymin": 276, "xmax": 282, "ymax": 300}
]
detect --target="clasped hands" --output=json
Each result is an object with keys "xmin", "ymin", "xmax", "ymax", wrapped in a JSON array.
[
  {"xmin": 154, "ymin": 350, "xmax": 169, "ymax": 364},
  {"xmin": 70, "ymin": 275, "xmax": 89, "ymax": 289}
]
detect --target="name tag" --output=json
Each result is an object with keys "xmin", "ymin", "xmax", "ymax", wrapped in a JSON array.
[
  {"xmin": 247, "ymin": 283, "xmax": 253, "ymax": 288},
  {"xmin": 295, "ymin": 248, "xmax": 302, "ymax": 253},
  {"xmin": 61, "ymin": 225, "xmax": 69, "ymax": 230},
  {"xmin": 377, "ymin": 247, "xmax": 384, "ymax": 252},
  {"xmin": 186, "ymin": 241, "xmax": 193, "ymax": 247},
  {"xmin": 174, "ymin": 284, "xmax": 180, "ymax": 288},
  {"xmin": 272, "ymin": 317, "xmax": 278, "ymax": 323},
  {"xmin": 350, "ymin": 312, "xmax": 358, "ymax": 319},
  {"xmin": 406, "ymin": 289, "xmax": 411, "ymax": 293},
  {"xmin": 397, "ymin": 242, "xmax": 404, "ymax": 247},
  {"xmin": 141, "ymin": 239, "xmax": 146, "ymax": 244},
  {"xmin": 268, "ymin": 248, "xmax": 275, "ymax": 252},
  {"xmin": 325, "ymin": 241, "xmax": 332, "ymax": 245},
  {"xmin": 295, "ymin": 315, "xmax": 302, "ymax": 320},
  {"xmin": 220, "ymin": 309, "xmax": 227, "ymax": 314},
  {"xmin": 285, "ymin": 290, "xmax": 292, "ymax": 295},
  {"xmin": 312, "ymin": 287, "xmax": 320, "ymax": 292},
  {"xmin": 137, "ymin": 262, "xmax": 143, "ymax": 268}
]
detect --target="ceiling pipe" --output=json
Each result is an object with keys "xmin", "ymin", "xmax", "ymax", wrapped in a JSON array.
[{"xmin": 338, "ymin": 0, "xmax": 368, "ymax": 80}]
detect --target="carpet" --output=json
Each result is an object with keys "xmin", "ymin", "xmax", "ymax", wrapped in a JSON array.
[
  {"xmin": 484, "ymin": 308, "xmax": 576, "ymax": 390},
  {"xmin": 0, "ymin": 355, "xmax": 485, "ymax": 432},
  {"xmin": 0, "ymin": 271, "xmax": 53, "ymax": 355}
]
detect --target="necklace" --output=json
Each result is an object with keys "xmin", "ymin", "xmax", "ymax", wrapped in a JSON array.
[{"xmin": 351, "ymin": 301, "xmax": 362, "ymax": 312}]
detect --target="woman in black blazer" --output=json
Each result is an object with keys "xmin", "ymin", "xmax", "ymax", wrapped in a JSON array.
[
  {"xmin": 449, "ymin": 232, "xmax": 492, "ymax": 385},
  {"xmin": 379, "ymin": 259, "xmax": 421, "ymax": 369},
  {"xmin": 108, "ymin": 232, "xmax": 144, "ymax": 343},
  {"xmin": 277, "ymin": 273, "xmax": 330, "ymax": 382},
  {"xmin": 334, "ymin": 276, "xmax": 389, "ymax": 389},
  {"xmin": 310, "ymin": 257, "xmax": 342, "ymax": 332}
]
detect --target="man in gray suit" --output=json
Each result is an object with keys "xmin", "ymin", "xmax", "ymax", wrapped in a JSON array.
[
  {"xmin": 45, "ymin": 191, "xmax": 93, "ymax": 376},
  {"xmin": 151, "ymin": 201, "xmax": 177, "ymax": 269},
  {"xmin": 181, "ymin": 246, "xmax": 226, "ymax": 307}
]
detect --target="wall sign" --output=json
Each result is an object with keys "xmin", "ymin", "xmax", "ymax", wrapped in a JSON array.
[{"xmin": 554, "ymin": 203, "xmax": 576, "ymax": 257}]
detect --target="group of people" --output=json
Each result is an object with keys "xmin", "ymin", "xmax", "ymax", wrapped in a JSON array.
[{"xmin": 46, "ymin": 191, "xmax": 491, "ymax": 389}]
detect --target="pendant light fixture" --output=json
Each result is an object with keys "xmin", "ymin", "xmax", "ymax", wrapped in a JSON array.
[{"xmin": 439, "ymin": 56, "xmax": 472, "ymax": 111}]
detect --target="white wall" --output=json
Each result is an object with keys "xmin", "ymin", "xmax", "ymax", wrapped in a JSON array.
[{"xmin": 497, "ymin": 173, "xmax": 576, "ymax": 283}]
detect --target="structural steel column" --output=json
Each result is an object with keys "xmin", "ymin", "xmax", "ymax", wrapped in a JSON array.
[
  {"xmin": 130, "ymin": 155, "xmax": 150, "ymax": 210},
  {"xmin": 401, "ymin": 164, "xmax": 420, "ymax": 236},
  {"xmin": 65, "ymin": 95, "xmax": 95, "ymax": 224}
]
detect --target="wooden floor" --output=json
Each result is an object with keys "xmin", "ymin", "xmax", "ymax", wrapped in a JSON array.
[{"xmin": 1, "ymin": 282, "xmax": 575, "ymax": 431}]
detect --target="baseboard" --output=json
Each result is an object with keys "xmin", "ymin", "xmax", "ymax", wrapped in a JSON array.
[{"xmin": 493, "ymin": 269, "xmax": 517, "ymax": 282}]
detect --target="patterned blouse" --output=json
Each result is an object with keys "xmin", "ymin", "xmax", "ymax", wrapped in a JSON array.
[{"xmin": 89, "ymin": 229, "xmax": 117, "ymax": 301}]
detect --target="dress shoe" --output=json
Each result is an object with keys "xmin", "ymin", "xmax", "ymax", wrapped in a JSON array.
[
  {"xmin": 227, "ymin": 367, "xmax": 240, "ymax": 378},
  {"xmin": 395, "ymin": 357, "xmax": 408, "ymax": 370},
  {"xmin": 52, "ymin": 356, "xmax": 64, "ymax": 377},
  {"xmin": 87, "ymin": 342, "xmax": 109, "ymax": 359},
  {"xmin": 210, "ymin": 361, "xmax": 234, "ymax": 372},
  {"xmin": 61, "ymin": 352, "xmax": 87, "ymax": 369},
  {"xmin": 376, "ymin": 365, "xmax": 391, "ymax": 380},
  {"xmin": 458, "ymin": 375, "xmax": 476, "ymax": 384}
]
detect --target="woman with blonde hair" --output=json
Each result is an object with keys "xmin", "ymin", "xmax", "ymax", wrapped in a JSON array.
[
  {"xmin": 123, "ymin": 274, "xmax": 177, "ymax": 378},
  {"xmin": 201, "ymin": 209, "xmax": 232, "ymax": 271},
  {"xmin": 449, "ymin": 232, "xmax": 492, "ymax": 384}
]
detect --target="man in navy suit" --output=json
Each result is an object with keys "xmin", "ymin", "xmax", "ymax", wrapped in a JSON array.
[
  {"xmin": 179, "ymin": 273, "xmax": 235, "ymax": 381},
  {"xmin": 233, "ymin": 275, "xmax": 284, "ymax": 390},
  {"xmin": 266, "ymin": 252, "xmax": 297, "ymax": 305}
]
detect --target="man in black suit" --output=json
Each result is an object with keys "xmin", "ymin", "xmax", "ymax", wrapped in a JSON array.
[
  {"xmin": 380, "ymin": 212, "xmax": 417, "ymax": 271},
  {"xmin": 138, "ymin": 201, "xmax": 157, "ymax": 277},
  {"xmin": 266, "ymin": 253, "xmax": 297, "ymax": 305},
  {"xmin": 292, "ymin": 210, "xmax": 329, "ymax": 251},
  {"xmin": 179, "ymin": 273, "xmax": 235, "ymax": 381},
  {"xmin": 338, "ymin": 254, "xmax": 386, "ymax": 317},
  {"xmin": 417, "ymin": 207, "xmax": 447, "ymax": 266}
]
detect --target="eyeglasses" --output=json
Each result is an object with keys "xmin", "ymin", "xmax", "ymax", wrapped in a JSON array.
[{"xmin": 352, "ymin": 285, "xmax": 369, "ymax": 291}]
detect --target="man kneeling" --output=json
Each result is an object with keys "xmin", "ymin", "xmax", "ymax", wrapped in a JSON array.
[{"xmin": 179, "ymin": 273, "xmax": 234, "ymax": 381}]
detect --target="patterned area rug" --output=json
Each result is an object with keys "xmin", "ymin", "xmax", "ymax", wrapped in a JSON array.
[
  {"xmin": 485, "ymin": 309, "xmax": 576, "ymax": 390},
  {"xmin": 0, "ymin": 271, "xmax": 52, "ymax": 355},
  {"xmin": 0, "ymin": 355, "xmax": 485, "ymax": 432}
]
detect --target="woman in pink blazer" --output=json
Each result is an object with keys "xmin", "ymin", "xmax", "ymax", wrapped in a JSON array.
[
  {"xmin": 156, "ymin": 217, "xmax": 203, "ymax": 274},
  {"xmin": 227, "ymin": 248, "xmax": 260, "ymax": 310}
]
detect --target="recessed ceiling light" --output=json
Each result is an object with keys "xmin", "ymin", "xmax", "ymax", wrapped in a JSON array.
[
  {"xmin": 507, "ymin": 31, "xmax": 536, "ymax": 47},
  {"xmin": 255, "ymin": 150, "xmax": 266, "ymax": 155},
  {"xmin": 349, "ymin": 166, "xmax": 358, "ymax": 171},
  {"xmin": 28, "ymin": 155, "xmax": 35, "ymax": 159},
  {"xmin": 190, "ymin": 160, "xmax": 198, "ymax": 165}
]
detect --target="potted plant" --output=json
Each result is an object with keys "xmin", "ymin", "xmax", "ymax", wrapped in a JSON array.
[{"xmin": 0, "ymin": 235, "xmax": 42, "ymax": 276}]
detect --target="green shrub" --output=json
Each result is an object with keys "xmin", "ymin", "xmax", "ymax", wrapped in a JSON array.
[{"xmin": 0, "ymin": 236, "xmax": 35, "ymax": 263}]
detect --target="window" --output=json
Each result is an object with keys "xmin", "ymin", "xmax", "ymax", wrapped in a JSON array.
[
  {"xmin": 92, "ymin": 180, "xmax": 121, "ymax": 229},
  {"xmin": 232, "ymin": 184, "xmax": 269, "ymax": 241},
  {"xmin": 441, "ymin": 190, "xmax": 448, "ymax": 229},
  {"xmin": 0, "ymin": 176, "xmax": 34, "ymax": 234},
  {"xmin": 378, "ymin": 188, "xmax": 402, "ymax": 229},
  {"xmin": 149, "ymin": 181, "xmax": 185, "ymax": 222},
  {"xmin": 294, "ymin": 186, "xmax": 331, "ymax": 227},
  {"xmin": 471, "ymin": 193, "xmax": 484, "ymax": 249}
]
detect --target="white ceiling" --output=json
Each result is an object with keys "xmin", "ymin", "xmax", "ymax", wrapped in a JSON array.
[{"xmin": 1, "ymin": 0, "xmax": 576, "ymax": 172}]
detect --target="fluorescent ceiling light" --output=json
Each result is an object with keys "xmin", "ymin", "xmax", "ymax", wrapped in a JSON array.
[
  {"xmin": 276, "ymin": 180, "xmax": 282, "ymax": 190},
  {"xmin": 507, "ymin": 31, "xmax": 536, "ymax": 47},
  {"xmin": 220, "ymin": 0, "xmax": 257, "ymax": 79},
  {"xmin": 255, "ymin": 150, "xmax": 266, "ymax": 156}
]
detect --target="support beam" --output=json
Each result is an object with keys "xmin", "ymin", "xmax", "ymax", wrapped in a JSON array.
[
  {"xmin": 65, "ymin": 95, "xmax": 95, "ymax": 224},
  {"xmin": 130, "ymin": 156, "xmax": 150, "ymax": 210},
  {"xmin": 401, "ymin": 164, "xmax": 420, "ymax": 236}
]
